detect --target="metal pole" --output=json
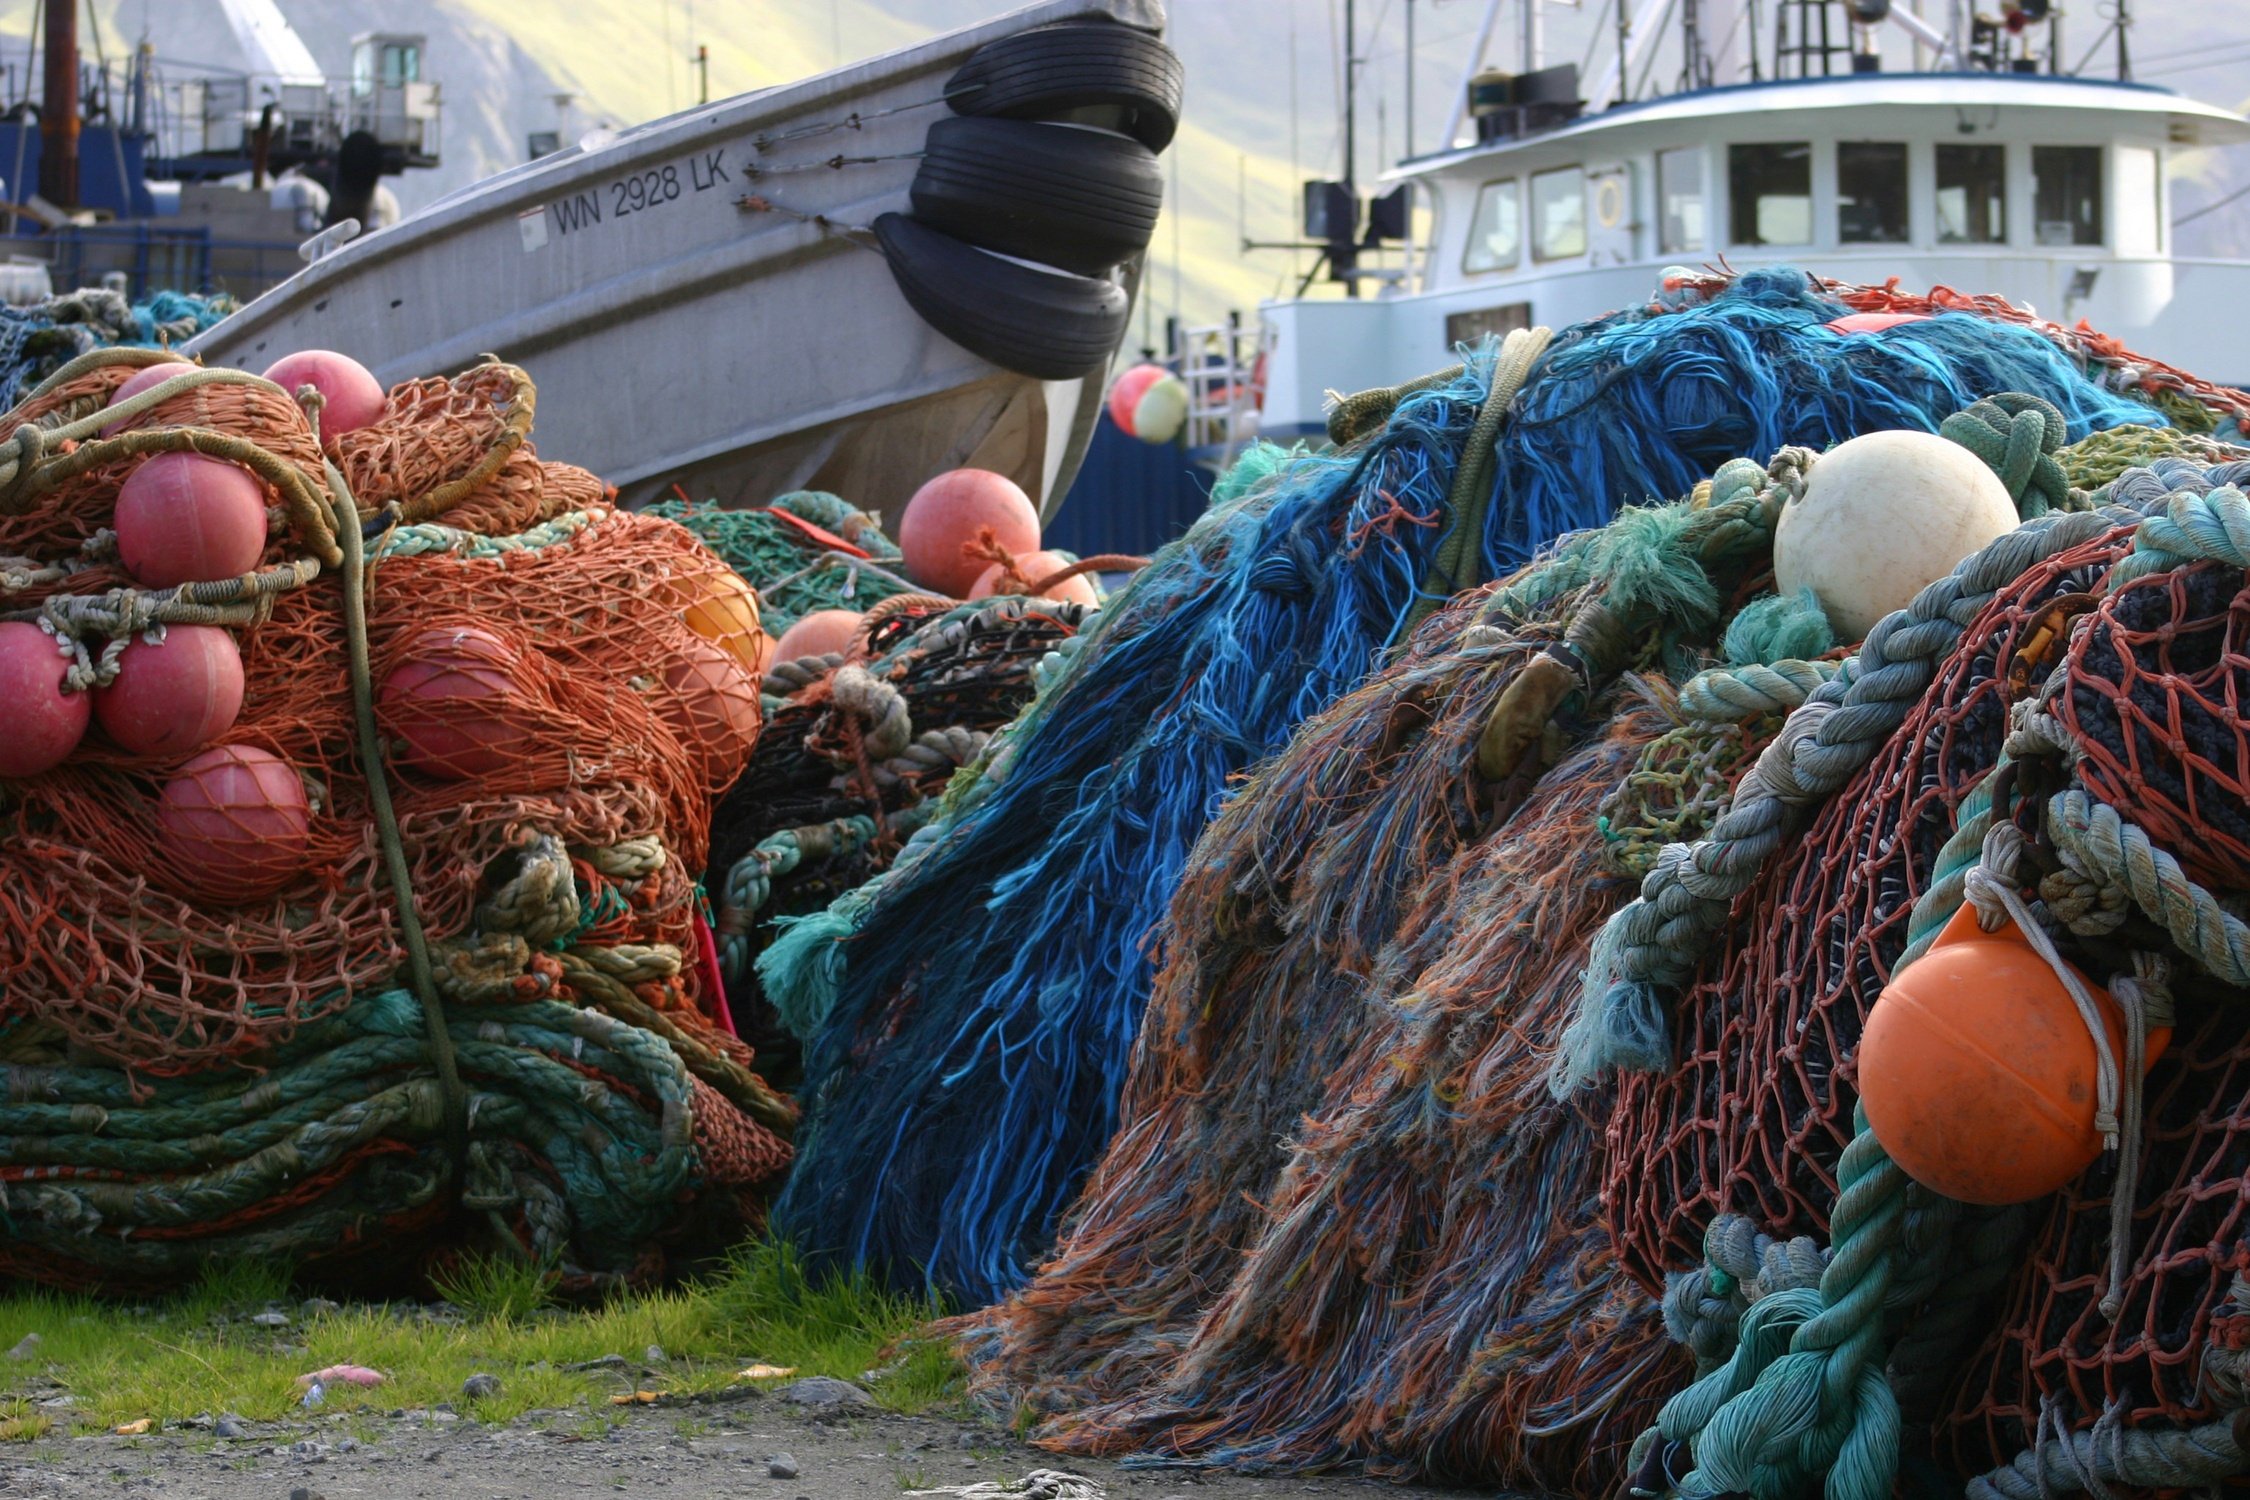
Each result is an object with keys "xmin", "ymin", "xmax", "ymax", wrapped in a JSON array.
[
  {"xmin": 2115, "ymin": 0, "xmax": 2129, "ymax": 79},
  {"xmin": 1438, "ymin": 0, "xmax": 1504, "ymax": 153},
  {"xmin": 1343, "ymin": 0, "xmax": 1356, "ymax": 192},
  {"xmin": 40, "ymin": 0, "xmax": 76, "ymax": 208},
  {"xmin": 1403, "ymin": 0, "xmax": 1414, "ymax": 158},
  {"xmin": 697, "ymin": 44, "xmax": 709, "ymax": 104}
]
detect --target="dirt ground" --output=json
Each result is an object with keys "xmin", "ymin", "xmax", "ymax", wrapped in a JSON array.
[{"xmin": 0, "ymin": 1394, "xmax": 1482, "ymax": 1500}]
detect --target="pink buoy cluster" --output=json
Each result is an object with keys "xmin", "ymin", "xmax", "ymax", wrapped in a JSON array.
[{"xmin": 114, "ymin": 451, "xmax": 270, "ymax": 588}]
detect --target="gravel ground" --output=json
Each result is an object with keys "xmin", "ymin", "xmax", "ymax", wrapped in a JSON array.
[{"xmin": 0, "ymin": 1395, "xmax": 1480, "ymax": 1499}]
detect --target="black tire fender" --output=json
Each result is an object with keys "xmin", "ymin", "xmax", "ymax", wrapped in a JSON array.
[
  {"xmin": 943, "ymin": 22, "xmax": 1184, "ymax": 153},
  {"xmin": 874, "ymin": 212, "xmax": 1129, "ymax": 381},
  {"xmin": 910, "ymin": 116, "xmax": 1162, "ymax": 275}
]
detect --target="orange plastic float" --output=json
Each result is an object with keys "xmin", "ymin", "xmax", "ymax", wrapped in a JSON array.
[
  {"xmin": 114, "ymin": 453, "xmax": 269, "ymax": 587},
  {"xmin": 898, "ymin": 468, "xmax": 1040, "ymax": 597},
  {"xmin": 773, "ymin": 609, "xmax": 864, "ymax": 663},
  {"xmin": 261, "ymin": 350, "xmax": 387, "ymax": 443},
  {"xmin": 969, "ymin": 549, "xmax": 1100, "ymax": 606},
  {"xmin": 1857, "ymin": 900, "xmax": 2170, "ymax": 1205},
  {"xmin": 677, "ymin": 568, "xmax": 772, "ymax": 677},
  {"xmin": 658, "ymin": 634, "xmax": 763, "ymax": 790}
]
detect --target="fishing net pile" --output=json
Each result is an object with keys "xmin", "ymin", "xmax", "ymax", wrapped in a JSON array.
[
  {"xmin": 0, "ymin": 288, "xmax": 233, "ymax": 410},
  {"xmin": 706, "ymin": 590, "xmax": 1093, "ymax": 1080},
  {"xmin": 646, "ymin": 490, "xmax": 915, "ymax": 632},
  {"xmin": 764, "ymin": 266, "xmax": 2194, "ymax": 1305},
  {"xmin": 0, "ymin": 349, "xmax": 790, "ymax": 1291},
  {"xmin": 946, "ymin": 378, "xmax": 2250, "ymax": 1497}
]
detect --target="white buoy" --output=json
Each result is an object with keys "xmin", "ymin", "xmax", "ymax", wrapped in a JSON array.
[{"xmin": 1774, "ymin": 431, "xmax": 2019, "ymax": 641}]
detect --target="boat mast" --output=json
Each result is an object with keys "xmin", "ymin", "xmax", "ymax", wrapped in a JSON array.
[{"xmin": 39, "ymin": 0, "xmax": 76, "ymax": 208}]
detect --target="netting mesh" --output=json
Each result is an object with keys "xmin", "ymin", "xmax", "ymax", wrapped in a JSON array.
[
  {"xmin": 1606, "ymin": 461, "xmax": 2250, "ymax": 1473},
  {"xmin": 0, "ymin": 348, "xmax": 792, "ymax": 1287}
]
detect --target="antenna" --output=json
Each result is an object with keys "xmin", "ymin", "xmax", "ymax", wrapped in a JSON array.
[
  {"xmin": 1403, "ymin": 0, "xmax": 1415, "ymax": 158},
  {"xmin": 2115, "ymin": 0, "xmax": 2130, "ymax": 79},
  {"xmin": 1343, "ymin": 0, "xmax": 1357, "ymax": 194}
]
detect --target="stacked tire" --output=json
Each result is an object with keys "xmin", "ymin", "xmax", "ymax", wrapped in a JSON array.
[{"xmin": 877, "ymin": 21, "xmax": 1183, "ymax": 380}]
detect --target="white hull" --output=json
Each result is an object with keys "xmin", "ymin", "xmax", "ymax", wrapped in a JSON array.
[{"xmin": 186, "ymin": 0, "xmax": 1164, "ymax": 516}]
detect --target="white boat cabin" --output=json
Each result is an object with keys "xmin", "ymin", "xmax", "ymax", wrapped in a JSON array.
[{"xmin": 1256, "ymin": 72, "xmax": 2250, "ymax": 438}]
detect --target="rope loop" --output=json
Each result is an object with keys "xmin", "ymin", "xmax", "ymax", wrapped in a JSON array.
[{"xmin": 1943, "ymin": 392, "xmax": 2076, "ymax": 518}]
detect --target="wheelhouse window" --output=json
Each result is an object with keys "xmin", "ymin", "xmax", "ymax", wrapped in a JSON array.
[
  {"xmin": 1464, "ymin": 178, "xmax": 1522, "ymax": 273},
  {"xmin": 2116, "ymin": 146, "xmax": 2160, "ymax": 256},
  {"xmin": 1937, "ymin": 143, "xmax": 2007, "ymax": 244},
  {"xmin": 2034, "ymin": 145, "xmax": 2103, "ymax": 246},
  {"xmin": 1728, "ymin": 142, "xmax": 1811, "ymax": 246},
  {"xmin": 1531, "ymin": 166, "xmax": 1587, "ymax": 261},
  {"xmin": 1838, "ymin": 142, "xmax": 1908, "ymax": 243},
  {"xmin": 1658, "ymin": 147, "xmax": 1704, "ymax": 253}
]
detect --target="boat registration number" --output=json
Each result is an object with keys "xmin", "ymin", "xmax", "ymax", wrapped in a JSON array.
[{"xmin": 545, "ymin": 149, "xmax": 733, "ymax": 237}]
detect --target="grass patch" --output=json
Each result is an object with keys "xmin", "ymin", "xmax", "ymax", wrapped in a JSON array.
[{"xmin": 0, "ymin": 1242, "xmax": 964, "ymax": 1436}]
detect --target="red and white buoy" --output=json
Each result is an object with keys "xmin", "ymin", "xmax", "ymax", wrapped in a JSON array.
[
  {"xmin": 114, "ymin": 452, "xmax": 269, "ymax": 588},
  {"xmin": 93, "ymin": 625, "xmax": 246, "ymax": 756},
  {"xmin": 261, "ymin": 350, "xmax": 387, "ymax": 444},
  {"xmin": 0, "ymin": 621, "xmax": 89, "ymax": 777},
  {"xmin": 898, "ymin": 469, "xmax": 1041, "ymax": 597},
  {"xmin": 1105, "ymin": 363, "xmax": 1189, "ymax": 444}
]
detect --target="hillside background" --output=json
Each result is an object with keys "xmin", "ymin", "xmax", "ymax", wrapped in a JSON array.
[{"xmin": 0, "ymin": 0, "xmax": 2244, "ymax": 340}]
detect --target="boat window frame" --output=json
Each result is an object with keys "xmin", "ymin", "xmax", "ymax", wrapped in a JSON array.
[
  {"xmin": 2032, "ymin": 143, "xmax": 2104, "ymax": 248},
  {"xmin": 1727, "ymin": 140, "xmax": 1814, "ymax": 248},
  {"xmin": 1657, "ymin": 145, "xmax": 1705, "ymax": 254},
  {"xmin": 2113, "ymin": 144, "xmax": 2161, "ymax": 256},
  {"xmin": 1836, "ymin": 140, "xmax": 1910, "ymax": 245},
  {"xmin": 1462, "ymin": 176, "xmax": 1525, "ymax": 275},
  {"xmin": 1530, "ymin": 164, "xmax": 1588, "ymax": 263},
  {"xmin": 1935, "ymin": 141, "xmax": 2009, "ymax": 247}
]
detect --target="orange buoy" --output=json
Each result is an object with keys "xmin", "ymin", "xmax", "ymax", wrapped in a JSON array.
[
  {"xmin": 94, "ymin": 625, "xmax": 246, "ymax": 756},
  {"xmin": 678, "ymin": 568, "xmax": 772, "ymax": 676},
  {"xmin": 0, "ymin": 621, "xmax": 89, "ymax": 777},
  {"xmin": 658, "ymin": 634, "xmax": 763, "ymax": 789},
  {"xmin": 773, "ymin": 609, "xmax": 863, "ymax": 664},
  {"xmin": 114, "ymin": 453, "xmax": 269, "ymax": 588},
  {"xmin": 156, "ymin": 744, "xmax": 312, "ymax": 902},
  {"xmin": 968, "ymin": 550, "xmax": 1100, "ymax": 606},
  {"xmin": 898, "ymin": 469, "xmax": 1040, "ymax": 597},
  {"xmin": 1858, "ymin": 900, "xmax": 2171, "ymax": 1205},
  {"xmin": 100, "ymin": 357, "xmax": 196, "ymax": 437},
  {"xmin": 261, "ymin": 350, "xmax": 387, "ymax": 443},
  {"xmin": 379, "ymin": 626, "xmax": 526, "ymax": 780}
]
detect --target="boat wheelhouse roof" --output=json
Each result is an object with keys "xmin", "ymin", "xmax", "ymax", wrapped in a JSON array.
[{"xmin": 1387, "ymin": 72, "xmax": 2250, "ymax": 183}]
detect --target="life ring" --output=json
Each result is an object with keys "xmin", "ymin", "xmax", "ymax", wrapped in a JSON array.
[{"xmin": 1595, "ymin": 175, "xmax": 1626, "ymax": 230}]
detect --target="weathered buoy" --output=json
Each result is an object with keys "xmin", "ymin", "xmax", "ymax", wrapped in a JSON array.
[
  {"xmin": 968, "ymin": 550, "xmax": 1100, "ymax": 606},
  {"xmin": 100, "ymin": 357, "xmax": 196, "ymax": 437},
  {"xmin": 261, "ymin": 350, "xmax": 387, "ymax": 443},
  {"xmin": 898, "ymin": 469, "xmax": 1040, "ymax": 597},
  {"xmin": 773, "ymin": 609, "xmax": 864, "ymax": 664},
  {"xmin": 679, "ymin": 568, "xmax": 772, "ymax": 677},
  {"xmin": 1858, "ymin": 901, "xmax": 2171, "ymax": 1205},
  {"xmin": 379, "ymin": 626, "xmax": 526, "ymax": 780},
  {"xmin": 1773, "ymin": 430, "xmax": 2017, "ymax": 640},
  {"xmin": 0, "ymin": 621, "xmax": 89, "ymax": 777},
  {"xmin": 156, "ymin": 744, "xmax": 313, "ymax": 902},
  {"xmin": 1106, "ymin": 363, "xmax": 1190, "ymax": 444},
  {"xmin": 114, "ymin": 453, "xmax": 269, "ymax": 588},
  {"xmin": 94, "ymin": 626, "xmax": 246, "ymax": 756},
  {"xmin": 1826, "ymin": 311, "xmax": 1930, "ymax": 335},
  {"xmin": 658, "ymin": 634, "xmax": 763, "ymax": 788}
]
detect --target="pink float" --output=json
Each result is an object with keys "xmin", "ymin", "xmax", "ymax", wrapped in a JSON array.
[
  {"xmin": 379, "ymin": 626, "xmax": 527, "ymax": 780},
  {"xmin": 99, "ymin": 358, "xmax": 196, "ymax": 437},
  {"xmin": 156, "ymin": 744, "xmax": 312, "ymax": 902},
  {"xmin": 94, "ymin": 625, "xmax": 246, "ymax": 756},
  {"xmin": 262, "ymin": 350, "xmax": 387, "ymax": 444},
  {"xmin": 772, "ymin": 609, "xmax": 864, "ymax": 663},
  {"xmin": 968, "ymin": 550, "xmax": 1100, "ymax": 606},
  {"xmin": 1106, "ymin": 364, "xmax": 1167, "ymax": 430},
  {"xmin": 897, "ymin": 469, "xmax": 1040, "ymax": 597},
  {"xmin": 0, "ymin": 621, "xmax": 89, "ymax": 777},
  {"xmin": 1826, "ymin": 311, "xmax": 1931, "ymax": 335},
  {"xmin": 114, "ymin": 453, "xmax": 269, "ymax": 588}
]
